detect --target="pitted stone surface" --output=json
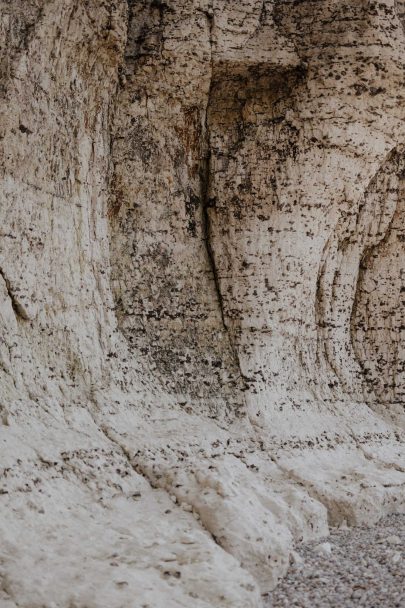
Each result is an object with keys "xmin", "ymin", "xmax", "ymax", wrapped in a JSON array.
[{"xmin": 0, "ymin": 1, "xmax": 404, "ymax": 607}]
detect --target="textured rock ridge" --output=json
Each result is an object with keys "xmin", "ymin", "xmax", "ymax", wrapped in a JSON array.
[{"xmin": 0, "ymin": 1, "xmax": 404, "ymax": 607}]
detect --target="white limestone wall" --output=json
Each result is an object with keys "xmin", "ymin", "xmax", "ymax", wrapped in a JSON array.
[{"xmin": 0, "ymin": 2, "xmax": 404, "ymax": 607}]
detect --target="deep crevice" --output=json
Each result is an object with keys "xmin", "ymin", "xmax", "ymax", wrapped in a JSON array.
[
  {"xmin": 200, "ymin": 10, "xmax": 224, "ymax": 325},
  {"xmin": 199, "ymin": 9, "xmax": 249, "ymax": 399}
]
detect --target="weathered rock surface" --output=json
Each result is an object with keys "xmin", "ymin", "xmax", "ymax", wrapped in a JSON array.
[{"xmin": 0, "ymin": 1, "xmax": 404, "ymax": 606}]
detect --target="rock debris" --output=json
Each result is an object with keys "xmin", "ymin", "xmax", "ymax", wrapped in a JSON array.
[{"xmin": 266, "ymin": 515, "xmax": 405, "ymax": 608}]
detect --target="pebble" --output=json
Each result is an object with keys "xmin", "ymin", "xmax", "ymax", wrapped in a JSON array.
[
  {"xmin": 289, "ymin": 550, "xmax": 304, "ymax": 566},
  {"xmin": 314, "ymin": 542, "xmax": 332, "ymax": 555},
  {"xmin": 386, "ymin": 535, "xmax": 401, "ymax": 545},
  {"xmin": 265, "ymin": 514, "xmax": 405, "ymax": 607}
]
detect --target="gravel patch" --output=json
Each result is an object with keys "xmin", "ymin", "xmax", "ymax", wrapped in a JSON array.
[{"xmin": 264, "ymin": 514, "xmax": 405, "ymax": 607}]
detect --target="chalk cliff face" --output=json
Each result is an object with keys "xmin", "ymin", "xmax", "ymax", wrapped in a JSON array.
[{"xmin": 0, "ymin": 1, "xmax": 404, "ymax": 606}]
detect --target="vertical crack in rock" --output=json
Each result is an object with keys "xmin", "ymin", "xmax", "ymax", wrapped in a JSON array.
[
  {"xmin": 108, "ymin": 1, "xmax": 250, "ymax": 415},
  {"xmin": 200, "ymin": 8, "xmax": 249, "ymax": 399},
  {"xmin": 201, "ymin": 8, "xmax": 223, "ymax": 325},
  {"xmin": 201, "ymin": 117, "xmax": 225, "ymax": 327},
  {"xmin": 0, "ymin": 267, "xmax": 28, "ymax": 321}
]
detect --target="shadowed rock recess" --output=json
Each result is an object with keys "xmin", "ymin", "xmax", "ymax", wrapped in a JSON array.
[{"xmin": 0, "ymin": 1, "xmax": 404, "ymax": 606}]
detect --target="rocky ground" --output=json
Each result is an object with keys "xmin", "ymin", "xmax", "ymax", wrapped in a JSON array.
[{"xmin": 265, "ymin": 514, "xmax": 405, "ymax": 608}]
